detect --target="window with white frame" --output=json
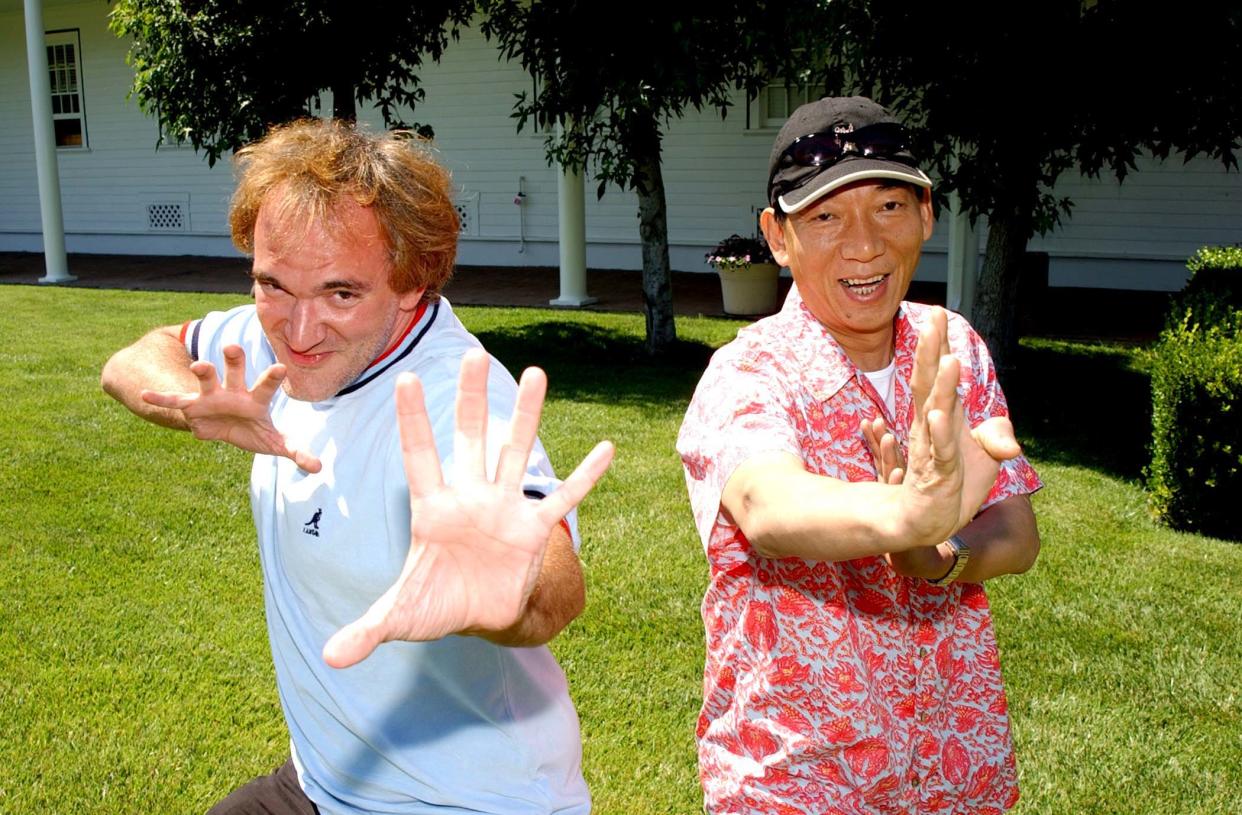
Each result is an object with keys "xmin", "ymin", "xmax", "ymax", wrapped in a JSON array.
[
  {"xmin": 46, "ymin": 30, "xmax": 87, "ymax": 148},
  {"xmin": 750, "ymin": 79, "xmax": 818, "ymax": 130}
]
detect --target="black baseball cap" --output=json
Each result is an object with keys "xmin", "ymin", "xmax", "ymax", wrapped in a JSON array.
[{"xmin": 767, "ymin": 96, "xmax": 931, "ymax": 214}]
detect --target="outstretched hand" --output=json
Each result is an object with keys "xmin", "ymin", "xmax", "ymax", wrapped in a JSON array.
[
  {"xmin": 893, "ymin": 308, "xmax": 1020, "ymax": 547},
  {"xmin": 140, "ymin": 344, "xmax": 321, "ymax": 472},
  {"xmin": 322, "ymin": 350, "xmax": 615, "ymax": 669}
]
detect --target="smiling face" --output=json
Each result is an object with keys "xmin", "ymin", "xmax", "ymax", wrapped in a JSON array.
[
  {"xmin": 761, "ymin": 180, "xmax": 934, "ymax": 370},
  {"xmin": 251, "ymin": 193, "xmax": 424, "ymax": 401}
]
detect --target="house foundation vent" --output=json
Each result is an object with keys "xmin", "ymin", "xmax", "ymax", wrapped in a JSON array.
[
  {"xmin": 455, "ymin": 192, "xmax": 480, "ymax": 236},
  {"xmin": 143, "ymin": 193, "xmax": 190, "ymax": 232}
]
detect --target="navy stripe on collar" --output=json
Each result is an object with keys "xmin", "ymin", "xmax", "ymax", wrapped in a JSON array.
[
  {"xmin": 335, "ymin": 299, "xmax": 440, "ymax": 398},
  {"xmin": 189, "ymin": 318, "xmax": 203, "ymax": 362}
]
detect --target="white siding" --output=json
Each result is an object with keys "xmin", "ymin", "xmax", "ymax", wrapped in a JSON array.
[
  {"xmin": 0, "ymin": 1, "xmax": 238, "ymax": 250},
  {"xmin": 2, "ymin": 7, "xmax": 1240, "ymax": 289}
]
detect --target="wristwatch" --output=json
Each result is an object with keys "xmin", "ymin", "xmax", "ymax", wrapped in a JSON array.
[{"xmin": 928, "ymin": 534, "xmax": 970, "ymax": 585}]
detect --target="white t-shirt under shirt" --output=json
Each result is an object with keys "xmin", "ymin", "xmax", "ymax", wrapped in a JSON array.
[
  {"xmin": 185, "ymin": 298, "xmax": 589, "ymax": 815},
  {"xmin": 862, "ymin": 358, "xmax": 898, "ymax": 416}
]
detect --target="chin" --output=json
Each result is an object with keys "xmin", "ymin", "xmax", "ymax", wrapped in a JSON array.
[{"xmin": 281, "ymin": 377, "xmax": 339, "ymax": 402}]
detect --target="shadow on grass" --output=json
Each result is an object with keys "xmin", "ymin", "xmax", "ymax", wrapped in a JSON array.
[
  {"xmin": 1007, "ymin": 340, "xmax": 1153, "ymax": 482},
  {"xmin": 474, "ymin": 320, "xmax": 718, "ymax": 408},
  {"xmin": 481, "ymin": 318, "xmax": 1157, "ymax": 482}
]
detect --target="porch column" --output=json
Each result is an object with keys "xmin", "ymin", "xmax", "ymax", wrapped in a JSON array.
[
  {"xmin": 550, "ymin": 124, "xmax": 595, "ymax": 307},
  {"xmin": 945, "ymin": 196, "xmax": 977, "ymax": 318},
  {"xmin": 24, "ymin": 0, "xmax": 74, "ymax": 283}
]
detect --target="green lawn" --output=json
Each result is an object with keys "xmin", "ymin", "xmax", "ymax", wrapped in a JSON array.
[{"xmin": 1, "ymin": 286, "xmax": 1238, "ymax": 814}]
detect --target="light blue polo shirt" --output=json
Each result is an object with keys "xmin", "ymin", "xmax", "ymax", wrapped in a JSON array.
[{"xmin": 186, "ymin": 298, "xmax": 590, "ymax": 815}]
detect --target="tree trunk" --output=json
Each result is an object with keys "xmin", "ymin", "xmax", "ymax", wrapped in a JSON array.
[
  {"xmin": 971, "ymin": 209, "xmax": 1032, "ymax": 378},
  {"xmin": 332, "ymin": 80, "xmax": 356, "ymax": 121},
  {"xmin": 633, "ymin": 121, "xmax": 677, "ymax": 356}
]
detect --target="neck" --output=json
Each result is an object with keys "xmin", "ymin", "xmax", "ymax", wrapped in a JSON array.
[{"xmin": 836, "ymin": 329, "xmax": 895, "ymax": 372}]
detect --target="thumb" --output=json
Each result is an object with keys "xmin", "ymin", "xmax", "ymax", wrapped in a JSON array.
[
  {"xmin": 323, "ymin": 609, "xmax": 389, "ymax": 669},
  {"xmin": 287, "ymin": 446, "xmax": 323, "ymax": 474},
  {"xmin": 971, "ymin": 416, "xmax": 1021, "ymax": 462}
]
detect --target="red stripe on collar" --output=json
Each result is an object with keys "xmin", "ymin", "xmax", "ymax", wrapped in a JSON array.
[{"xmin": 367, "ymin": 299, "xmax": 429, "ymax": 370}]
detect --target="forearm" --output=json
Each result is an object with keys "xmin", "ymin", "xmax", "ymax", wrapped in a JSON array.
[
  {"xmin": 100, "ymin": 325, "xmax": 195, "ymax": 429},
  {"xmin": 954, "ymin": 494, "xmax": 1039, "ymax": 582},
  {"xmin": 893, "ymin": 494, "xmax": 1040, "ymax": 582},
  {"xmin": 725, "ymin": 452, "xmax": 950, "ymax": 562},
  {"xmin": 477, "ymin": 523, "xmax": 585, "ymax": 647}
]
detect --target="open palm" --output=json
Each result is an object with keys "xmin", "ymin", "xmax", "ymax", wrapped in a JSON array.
[
  {"xmin": 899, "ymin": 308, "xmax": 1017, "ymax": 542},
  {"xmin": 322, "ymin": 350, "xmax": 614, "ymax": 668}
]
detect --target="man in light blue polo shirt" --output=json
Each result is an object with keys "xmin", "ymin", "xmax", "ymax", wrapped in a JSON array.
[{"xmin": 102, "ymin": 119, "xmax": 613, "ymax": 815}]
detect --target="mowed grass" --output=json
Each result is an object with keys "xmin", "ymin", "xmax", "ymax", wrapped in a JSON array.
[{"xmin": 1, "ymin": 286, "xmax": 1238, "ymax": 814}]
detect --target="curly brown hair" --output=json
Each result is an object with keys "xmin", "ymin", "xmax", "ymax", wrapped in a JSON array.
[{"xmin": 229, "ymin": 118, "xmax": 459, "ymax": 296}]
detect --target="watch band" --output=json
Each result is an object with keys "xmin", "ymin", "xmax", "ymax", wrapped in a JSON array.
[{"xmin": 928, "ymin": 534, "xmax": 971, "ymax": 585}]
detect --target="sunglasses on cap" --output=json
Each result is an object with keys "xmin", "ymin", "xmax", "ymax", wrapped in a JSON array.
[{"xmin": 775, "ymin": 122, "xmax": 916, "ymax": 171}]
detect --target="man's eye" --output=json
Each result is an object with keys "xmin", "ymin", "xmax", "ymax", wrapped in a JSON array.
[{"xmin": 332, "ymin": 290, "xmax": 357, "ymax": 303}]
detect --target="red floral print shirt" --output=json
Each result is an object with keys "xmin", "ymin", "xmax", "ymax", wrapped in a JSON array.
[{"xmin": 677, "ymin": 287, "xmax": 1042, "ymax": 815}]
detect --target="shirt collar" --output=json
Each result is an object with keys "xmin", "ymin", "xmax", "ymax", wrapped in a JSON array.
[
  {"xmin": 776, "ymin": 284, "xmax": 917, "ymax": 402},
  {"xmin": 335, "ymin": 297, "xmax": 440, "ymax": 398}
]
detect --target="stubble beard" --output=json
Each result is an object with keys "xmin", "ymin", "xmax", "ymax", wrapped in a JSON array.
[{"xmin": 277, "ymin": 312, "xmax": 401, "ymax": 402}]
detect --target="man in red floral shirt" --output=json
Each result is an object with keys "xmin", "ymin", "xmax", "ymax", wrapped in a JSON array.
[{"xmin": 677, "ymin": 96, "xmax": 1042, "ymax": 814}]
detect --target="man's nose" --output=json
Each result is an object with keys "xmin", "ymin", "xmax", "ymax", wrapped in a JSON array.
[
  {"xmin": 839, "ymin": 215, "xmax": 884, "ymax": 263},
  {"xmin": 285, "ymin": 299, "xmax": 324, "ymax": 350}
]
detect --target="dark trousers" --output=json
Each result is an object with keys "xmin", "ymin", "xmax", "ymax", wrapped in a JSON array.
[{"xmin": 207, "ymin": 759, "xmax": 319, "ymax": 815}]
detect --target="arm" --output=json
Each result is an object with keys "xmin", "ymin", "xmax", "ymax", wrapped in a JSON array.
[
  {"xmin": 322, "ymin": 350, "xmax": 613, "ymax": 668},
  {"xmin": 101, "ymin": 325, "xmax": 320, "ymax": 471},
  {"xmin": 723, "ymin": 451, "xmax": 932, "ymax": 559},
  {"xmin": 864, "ymin": 413, "xmax": 1039, "ymax": 582},
  {"xmin": 475, "ymin": 522, "xmax": 585, "ymax": 647},
  {"xmin": 885, "ymin": 494, "xmax": 1040, "ymax": 582},
  {"xmin": 723, "ymin": 308, "xmax": 1019, "ymax": 562},
  {"xmin": 101, "ymin": 324, "xmax": 197, "ymax": 429}
]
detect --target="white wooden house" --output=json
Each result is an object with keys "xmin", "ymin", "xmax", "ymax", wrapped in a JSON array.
[{"xmin": 4, "ymin": 0, "xmax": 1240, "ymax": 294}]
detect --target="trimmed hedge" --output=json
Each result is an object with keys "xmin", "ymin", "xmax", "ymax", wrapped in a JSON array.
[
  {"xmin": 1147, "ymin": 308, "xmax": 1242, "ymax": 540},
  {"xmin": 1177, "ymin": 245, "xmax": 1242, "ymax": 325}
]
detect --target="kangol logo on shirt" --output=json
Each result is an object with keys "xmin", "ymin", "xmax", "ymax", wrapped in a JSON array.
[{"xmin": 303, "ymin": 508, "xmax": 322, "ymax": 537}]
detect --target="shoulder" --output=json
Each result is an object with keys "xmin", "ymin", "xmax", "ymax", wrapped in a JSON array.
[
  {"xmin": 698, "ymin": 316, "xmax": 800, "ymax": 393},
  {"xmin": 402, "ymin": 299, "xmax": 485, "ymax": 381},
  {"xmin": 899, "ymin": 301, "xmax": 992, "ymax": 364},
  {"xmin": 187, "ymin": 302, "xmax": 270, "ymax": 366}
]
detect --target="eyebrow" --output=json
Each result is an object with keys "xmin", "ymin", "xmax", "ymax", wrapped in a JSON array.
[{"xmin": 249, "ymin": 269, "xmax": 373, "ymax": 294}]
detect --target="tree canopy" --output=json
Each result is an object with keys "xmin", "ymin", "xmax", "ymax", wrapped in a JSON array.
[
  {"xmin": 481, "ymin": 1, "xmax": 798, "ymax": 354},
  {"xmin": 109, "ymin": 0, "xmax": 475, "ymax": 165},
  {"xmin": 802, "ymin": 0, "xmax": 1242, "ymax": 369}
]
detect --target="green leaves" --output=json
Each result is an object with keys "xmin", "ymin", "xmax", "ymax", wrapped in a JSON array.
[
  {"xmin": 1147, "ymin": 269, "xmax": 1242, "ymax": 539},
  {"xmin": 108, "ymin": 0, "xmax": 474, "ymax": 165},
  {"xmin": 478, "ymin": 1, "xmax": 793, "ymax": 193}
]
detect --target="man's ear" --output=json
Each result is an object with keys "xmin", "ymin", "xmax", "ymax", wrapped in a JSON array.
[
  {"xmin": 759, "ymin": 208, "xmax": 791, "ymax": 268},
  {"xmin": 397, "ymin": 286, "xmax": 427, "ymax": 313}
]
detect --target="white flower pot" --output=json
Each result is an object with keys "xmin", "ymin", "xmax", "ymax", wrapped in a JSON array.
[{"xmin": 718, "ymin": 262, "xmax": 780, "ymax": 316}]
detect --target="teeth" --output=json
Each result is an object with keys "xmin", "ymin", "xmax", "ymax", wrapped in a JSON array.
[{"xmin": 840, "ymin": 274, "xmax": 887, "ymax": 296}]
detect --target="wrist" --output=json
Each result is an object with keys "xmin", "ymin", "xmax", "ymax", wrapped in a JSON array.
[
  {"xmin": 885, "ymin": 540, "xmax": 956, "ymax": 580},
  {"xmin": 927, "ymin": 534, "xmax": 971, "ymax": 585},
  {"xmin": 892, "ymin": 486, "xmax": 956, "ymax": 550}
]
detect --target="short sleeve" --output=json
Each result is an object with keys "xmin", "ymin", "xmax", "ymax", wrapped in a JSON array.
[
  {"xmin": 953, "ymin": 319, "xmax": 1043, "ymax": 509},
  {"xmin": 677, "ymin": 346, "xmax": 802, "ymax": 547},
  {"xmin": 184, "ymin": 304, "xmax": 276, "ymax": 388}
]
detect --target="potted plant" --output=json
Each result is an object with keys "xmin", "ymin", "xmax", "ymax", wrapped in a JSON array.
[{"xmin": 706, "ymin": 234, "xmax": 782, "ymax": 316}]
